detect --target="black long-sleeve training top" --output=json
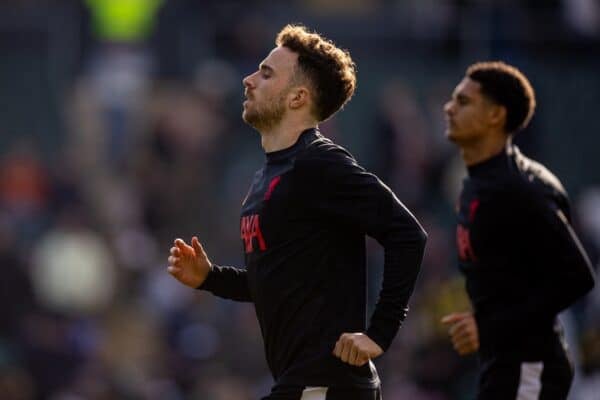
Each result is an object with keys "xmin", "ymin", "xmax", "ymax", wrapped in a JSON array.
[
  {"xmin": 456, "ymin": 144, "xmax": 595, "ymax": 360},
  {"xmin": 199, "ymin": 128, "xmax": 427, "ymax": 392}
]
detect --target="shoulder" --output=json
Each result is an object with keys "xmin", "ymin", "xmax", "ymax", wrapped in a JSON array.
[
  {"xmin": 475, "ymin": 184, "xmax": 563, "ymax": 230},
  {"xmin": 295, "ymin": 134, "xmax": 363, "ymax": 174},
  {"xmin": 476, "ymin": 148, "xmax": 567, "ymax": 201},
  {"xmin": 512, "ymin": 147, "xmax": 567, "ymax": 197},
  {"xmin": 511, "ymin": 147, "xmax": 571, "ymax": 216}
]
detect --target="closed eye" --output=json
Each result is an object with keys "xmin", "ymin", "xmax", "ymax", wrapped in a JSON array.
[
  {"xmin": 456, "ymin": 94, "xmax": 469, "ymax": 106},
  {"xmin": 260, "ymin": 65, "xmax": 274, "ymax": 79}
]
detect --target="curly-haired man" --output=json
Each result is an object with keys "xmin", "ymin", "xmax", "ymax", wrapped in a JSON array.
[{"xmin": 168, "ymin": 25, "xmax": 427, "ymax": 400}]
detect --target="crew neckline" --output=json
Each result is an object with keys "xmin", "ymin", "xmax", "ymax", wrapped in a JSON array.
[
  {"xmin": 265, "ymin": 128, "xmax": 320, "ymax": 163},
  {"xmin": 467, "ymin": 147, "xmax": 510, "ymax": 178}
]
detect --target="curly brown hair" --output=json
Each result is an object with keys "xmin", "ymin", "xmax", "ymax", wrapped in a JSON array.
[
  {"xmin": 467, "ymin": 61, "xmax": 536, "ymax": 134},
  {"xmin": 276, "ymin": 24, "xmax": 356, "ymax": 122}
]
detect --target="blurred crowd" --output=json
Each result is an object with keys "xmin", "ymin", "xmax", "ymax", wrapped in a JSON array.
[{"xmin": 1, "ymin": 1, "xmax": 599, "ymax": 399}]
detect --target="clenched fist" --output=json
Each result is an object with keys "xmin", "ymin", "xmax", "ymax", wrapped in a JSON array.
[{"xmin": 332, "ymin": 333, "xmax": 383, "ymax": 367}]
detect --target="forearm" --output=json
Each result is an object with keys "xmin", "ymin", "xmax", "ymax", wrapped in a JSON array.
[
  {"xmin": 197, "ymin": 264, "xmax": 253, "ymax": 302},
  {"xmin": 367, "ymin": 225, "xmax": 427, "ymax": 351}
]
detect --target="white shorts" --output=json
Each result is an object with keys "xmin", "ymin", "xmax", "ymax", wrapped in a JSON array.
[{"xmin": 300, "ymin": 387, "xmax": 328, "ymax": 400}]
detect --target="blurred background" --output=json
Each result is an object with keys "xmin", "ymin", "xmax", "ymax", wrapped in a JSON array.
[{"xmin": 1, "ymin": 0, "xmax": 599, "ymax": 399}]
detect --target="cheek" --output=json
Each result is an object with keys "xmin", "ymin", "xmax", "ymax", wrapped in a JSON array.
[
  {"xmin": 458, "ymin": 109, "xmax": 481, "ymax": 127},
  {"xmin": 472, "ymin": 113, "xmax": 488, "ymax": 129},
  {"xmin": 254, "ymin": 86, "xmax": 273, "ymax": 103}
]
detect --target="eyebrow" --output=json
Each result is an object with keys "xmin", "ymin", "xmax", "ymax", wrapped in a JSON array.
[
  {"xmin": 259, "ymin": 64, "xmax": 274, "ymax": 74},
  {"xmin": 454, "ymin": 92, "xmax": 471, "ymax": 102}
]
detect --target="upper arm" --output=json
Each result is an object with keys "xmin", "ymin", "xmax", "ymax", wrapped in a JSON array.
[
  {"xmin": 294, "ymin": 148, "xmax": 426, "ymax": 245},
  {"xmin": 480, "ymin": 185, "xmax": 594, "ymax": 291}
]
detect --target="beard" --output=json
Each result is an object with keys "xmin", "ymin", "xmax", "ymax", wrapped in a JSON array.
[{"xmin": 242, "ymin": 92, "xmax": 287, "ymax": 132}]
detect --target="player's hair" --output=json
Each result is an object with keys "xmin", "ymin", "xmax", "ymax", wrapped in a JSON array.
[
  {"xmin": 276, "ymin": 24, "xmax": 356, "ymax": 122},
  {"xmin": 467, "ymin": 61, "xmax": 536, "ymax": 134}
]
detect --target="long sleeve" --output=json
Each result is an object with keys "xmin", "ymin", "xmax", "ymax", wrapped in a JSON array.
[
  {"xmin": 474, "ymin": 188, "xmax": 595, "ymax": 338},
  {"xmin": 197, "ymin": 264, "xmax": 253, "ymax": 302},
  {"xmin": 295, "ymin": 147, "xmax": 427, "ymax": 351}
]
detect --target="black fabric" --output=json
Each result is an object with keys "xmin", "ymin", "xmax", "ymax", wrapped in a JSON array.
[
  {"xmin": 477, "ymin": 336, "xmax": 573, "ymax": 400},
  {"xmin": 326, "ymin": 386, "xmax": 382, "ymax": 400},
  {"xmin": 477, "ymin": 357, "xmax": 520, "ymax": 400},
  {"xmin": 260, "ymin": 385, "xmax": 303, "ymax": 400},
  {"xmin": 260, "ymin": 385, "xmax": 382, "ymax": 400},
  {"xmin": 538, "ymin": 342, "xmax": 574, "ymax": 400},
  {"xmin": 455, "ymin": 144, "xmax": 594, "ymax": 382},
  {"xmin": 201, "ymin": 128, "xmax": 427, "ymax": 390}
]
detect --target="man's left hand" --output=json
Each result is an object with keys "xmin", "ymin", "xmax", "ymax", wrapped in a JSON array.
[{"xmin": 332, "ymin": 333, "xmax": 383, "ymax": 366}]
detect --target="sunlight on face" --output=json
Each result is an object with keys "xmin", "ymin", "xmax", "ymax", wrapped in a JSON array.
[
  {"xmin": 242, "ymin": 47, "xmax": 298, "ymax": 132},
  {"xmin": 444, "ymin": 78, "xmax": 493, "ymax": 145}
]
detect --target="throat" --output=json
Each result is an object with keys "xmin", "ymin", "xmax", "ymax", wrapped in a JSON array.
[
  {"xmin": 461, "ymin": 136, "xmax": 508, "ymax": 167},
  {"xmin": 261, "ymin": 124, "xmax": 317, "ymax": 153}
]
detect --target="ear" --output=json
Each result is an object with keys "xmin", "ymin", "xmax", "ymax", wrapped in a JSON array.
[
  {"xmin": 488, "ymin": 104, "xmax": 507, "ymax": 129},
  {"xmin": 288, "ymin": 86, "xmax": 310, "ymax": 110}
]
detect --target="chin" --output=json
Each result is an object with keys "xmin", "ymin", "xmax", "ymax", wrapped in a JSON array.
[
  {"xmin": 242, "ymin": 108, "xmax": 253, "ymax": 122},
  {"xmin": 447, "ymin": 125, "xmax": 467, "ymax": 142},
  {"xmin": 242, "ymin": 112, "xmax": 258, "ymax": 129},
  {"xmin": 445, "ymin": 128, "xmax": 457, "ymax": 142}
]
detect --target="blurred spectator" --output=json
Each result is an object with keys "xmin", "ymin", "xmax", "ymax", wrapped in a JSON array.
[
  {"xmin": 31, "ymin": 211, "xmax": 117, "ymax": 315},
  {"xmin": 82, "ymin": 0, "xmax": 164, "ymax": 167},
  {"xmin": 373, "ymin": 80, "xmax": 430, "ymax": 207},
  {"xmin": 563, "ymin": 0, "xmax": 600, "ymax": 37},
  {"xmin": 85, "ymin": 0, "xmax": 164, "ymax": 44},
  {"xmin": 0, "ymin": 141, "xmax": 50, "ymax": 243}
]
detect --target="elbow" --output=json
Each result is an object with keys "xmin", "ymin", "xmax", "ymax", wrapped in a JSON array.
[
  {"xmin": 584, "ymin": 268, "xmax": 596, "ymax": 294},
  {"xmin": 417, "ymin": 225, "xmax": 428, "ymax": 252},
  {"xmin": 404, "ymin": 222, "xmax": 427, "ymax": 254},
  {"xmin": 420, "ymin": 226, "xmax": 428, "ymax": 242},
  {"xmin": 573, "ymin": 265, "xmax": 596, "ymax": 300},
  {"xmin": 579, "ymin": 254, "xmax": 596, "ymax": 294}
]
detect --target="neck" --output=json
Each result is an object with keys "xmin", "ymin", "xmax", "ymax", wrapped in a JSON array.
[
  {"xmin": 259, "ymin": 116, "xmax": 317, "ymax": 153},
  {"xmin": 460, "ymin": 131, "xmax": 510, "ymax": 167}
]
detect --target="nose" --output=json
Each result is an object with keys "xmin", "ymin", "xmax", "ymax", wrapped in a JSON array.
[
  {"xmin": 444, "ymin": 100, "xmax": 454, "ymax": 115},
  {"xmin": 243, "ymin": 73, "xmax": 255, "ymax": 89}
]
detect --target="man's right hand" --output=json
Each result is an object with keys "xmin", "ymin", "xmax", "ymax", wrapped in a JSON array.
[
  {"xmin": 167, "ymin": 237, "xmax": 211, "ymax": 288},
  {"xmin": 441, "ymin": 311, "xmax": 479, "ymax": 356}
]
